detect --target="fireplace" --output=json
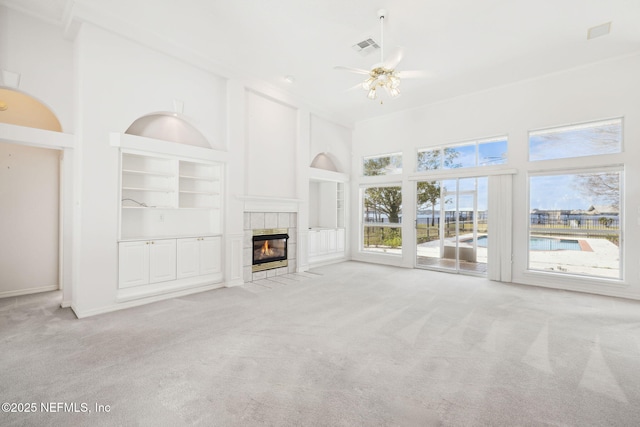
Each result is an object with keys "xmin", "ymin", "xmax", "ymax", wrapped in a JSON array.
[{"xmin": 252, "ymin": 228, "xmax": 289, "ymax": 272}]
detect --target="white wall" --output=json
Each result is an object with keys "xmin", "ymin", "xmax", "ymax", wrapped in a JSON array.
[
  {"xmin": 245, "ymin": 91, "xmax": 298, "ymax": 199},
  {"xmin": 72, "ymin": 23, "xmax": 228, "ymax": 315},
  {"xmin": 0, "ymin": 142, "xmax": 59, "ymax": 296},
  {"xmin": 0, "ymin": 6, "xmax": 74, "ymax": 132},
  {"xmin": 3, "ymin": 7, "xmax": 352, "ymax": 314},
  {"xmin": 310, "ymin": 114, "xmax": 352, "ymax": 174},
  {"xmin": 309, "ymin": 181, "xmax": 320, "ymax": 226},
  {"xmin": 352, "ymin": 53, "xmax": 640, "ymax": 300}
]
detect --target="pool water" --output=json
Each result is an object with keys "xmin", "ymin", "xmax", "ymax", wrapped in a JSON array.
[{"xmin": 475, "ymin": 235, "xmax": 581, "ymax": 251}]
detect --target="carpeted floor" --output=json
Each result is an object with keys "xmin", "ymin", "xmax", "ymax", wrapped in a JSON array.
[{"xmin": 1, "ymin": 261, "xmax": 639, "ymax": 426}]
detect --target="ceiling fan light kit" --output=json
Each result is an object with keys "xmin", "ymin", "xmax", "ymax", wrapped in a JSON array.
[
  {"xmin": 336, "ymin": 9, "xmax": 426, "ymax": 102},
  {"xmin": 366, "ymin": 9, "xmax": 400, "ymax": 100},
  {"xmin": 361, "ymin": 66, "xmax": 401, "ymax": 100}
]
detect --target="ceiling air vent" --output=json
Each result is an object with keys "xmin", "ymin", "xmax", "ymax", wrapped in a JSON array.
[
  {"xmin": 587, "ymin": 22, "xmax": 612, "ymax": 40},
  {"xmin": 352, "ymin": 38, "xmax": 380, "ymax": 56}
]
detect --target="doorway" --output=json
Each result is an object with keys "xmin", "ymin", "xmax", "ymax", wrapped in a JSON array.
[
  {"xmin": 415, "ymin": 176, "xmax": 488, "ymax": 275},
  {"xmin": 0, "ymin": 142, "xmax": 60, "ymax": 297}
]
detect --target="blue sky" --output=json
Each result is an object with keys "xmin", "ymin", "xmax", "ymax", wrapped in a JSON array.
[
  {"xmin": 529, "ymin": 174, "xmax": 616, "ymax": 211},
  {"xmin": 529, "ymin": 120, "xmax": 621, "ymax": 162}
]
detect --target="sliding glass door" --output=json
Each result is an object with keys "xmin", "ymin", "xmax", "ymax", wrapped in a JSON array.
[{"xmin": 416, "ymin": 177, "xmax": 488, "ymax": 275}]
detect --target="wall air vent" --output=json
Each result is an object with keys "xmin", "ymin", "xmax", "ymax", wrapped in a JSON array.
[{"xmin": 352, "ymin": 38, "xmax": 380, "ymax": 56}]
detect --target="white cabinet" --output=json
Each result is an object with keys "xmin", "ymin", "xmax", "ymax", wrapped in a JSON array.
[
  {"xmin": 336, "ymin": 228, "xmax": 345, "ymax": 252},
  {"xmin": 308, "ymin": 230, "xmax": 318, "ymax": 257},
  {"xmin": 318, "ymin": 229, "xmax": 329, "ymax": 254},
  {"xmin": 118, "ymin": 241, "xmax": 149, "ymax": 288},
  {"xmin": 113, "ymin": 138, "xmax": 226, "ymax": 300},
  {"xmin": 176, "ymin": 238, "xmax": 199, "ymax": 278},
  {"xmin": 308, "ymin": 173, "xmax": 347, "ymax": 266},
  {"xmin": 119, "ymin": 236, "xmax": 221, "ymax": 291},
  {"xmin": 199, "ymin": 236, "xmax": 222, "ymax": 275},
  {"xmin": 119, "ymin": 239, "xmax": 177, "ymax": 289},
  {"xmin": 327, "ymin": 229, "xmax": 337, "ymax": 252},
  {"xmin": 308, "ymin": 228, "xmax": 345, "ymax": 265},
  {"xmin": 177, "ymin": 236, "xmax": 221, "ymax": 279}
]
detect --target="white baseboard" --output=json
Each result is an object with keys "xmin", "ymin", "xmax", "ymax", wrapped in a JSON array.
[
  {"xmin": 72, "ymin": 282, "xmax": 226, "ymax": 319},
  {"xmin": 0, "ymin": 285, "xmax": 58, "ymax": 299},
  {"xmin": 225, "ymin": 278, "xmax": 245, "ymax": 287}
]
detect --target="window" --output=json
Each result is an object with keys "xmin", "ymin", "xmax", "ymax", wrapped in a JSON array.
[
  {"xmin": 417, "ymin": 136, "xmax": 507, "ymax": 171},
  {"xmin": 529, "ymin": 118, "xmax": 622, "ymax": 161},
  {"xmin": 363, "ymin": 153, "xmax": 402, "ymax": 176},
  {"xmin": 528, "ymin": 169, "xmax": 622, "ymax": 279},
  {"xmin": 362, "ymin": 185, "xmax": 402, "ymax": 254}
]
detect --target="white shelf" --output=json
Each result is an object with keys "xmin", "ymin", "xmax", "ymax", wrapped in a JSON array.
[
  {"xmin": 123, "ymin": 169, "xmax": 174, "ymax": 177},
  {"xmin": 120, "ymin": 150, "xmax": 223, "ymax": 240},
  {"xmin": 123, "ymin": 187, "xmax": 174, "ymax": 192},
  {"xmin": 179, "ymin": 190, "xmax": 219, "ymax": 195},
  {"xmin": 179, "ymin": 174, "xmax": 218, "ymax": 181},
  {"xmin": 122, "ymin": 206, "xmax": 175, "ymax": 209}
]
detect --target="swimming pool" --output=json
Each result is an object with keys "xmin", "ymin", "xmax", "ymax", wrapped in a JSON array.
[{"xmin": 474, "ymin": 235, "xmax": 581, "ymax": 251}]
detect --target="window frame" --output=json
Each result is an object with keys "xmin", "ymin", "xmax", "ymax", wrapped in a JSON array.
[
  {"xmin": 360, "ymin": 183, "xmax": 403, "ymax": 256},
  {"xmin": 528, "ymin": 117, "xmax": 623, "ymax": 162},
  {"xmin": 362, "ymin": 152, "xmax": 403, "ymax": 177},
  {"xmin": 526, "ymin": 165, "xmax": 624, "ymax": 281},
  {"xmin": 416, "ymin": 135, "xmax": 508, "ymax": 173}
]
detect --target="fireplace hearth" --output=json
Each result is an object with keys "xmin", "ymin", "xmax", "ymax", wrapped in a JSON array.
[{"xmin": 252, "ymin": 228, "xmax": 289, "ymax": 272}]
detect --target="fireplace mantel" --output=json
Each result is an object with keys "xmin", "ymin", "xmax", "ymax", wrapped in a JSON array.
[{"xmin": 237, "ymin": 195, "xmax": 301, "ymax": 213}]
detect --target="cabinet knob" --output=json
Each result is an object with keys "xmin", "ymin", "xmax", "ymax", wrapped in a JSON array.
[{"xmin": 151, "ymin": 241, "xmax": 155, "ymax": 244}]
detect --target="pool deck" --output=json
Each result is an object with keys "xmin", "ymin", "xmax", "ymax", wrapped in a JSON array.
[{"xmin": 416, "ymin": 233, "xmax": 620, "ymax": 279}]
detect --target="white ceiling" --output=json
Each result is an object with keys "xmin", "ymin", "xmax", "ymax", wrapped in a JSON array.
[{"xmin": 4, "ymin": 0, "xmax": 640, "ymax": 125}]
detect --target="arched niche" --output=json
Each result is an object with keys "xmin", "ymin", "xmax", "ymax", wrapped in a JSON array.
[
  {"xmin": 125, "ymin": 112, "xmax": 210, "ymax": 148},
  {"xmin": 310, "ymin": 152, "xmax": 340, "ymax": 172},
  {"xmin": 0, "ymin": 87, "xmax": 62, "ymax": 132}
]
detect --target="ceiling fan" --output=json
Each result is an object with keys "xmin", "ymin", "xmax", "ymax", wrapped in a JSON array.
[{"xmin": 335, "ymin": 9, "xmax": 428, "ymax": 100}]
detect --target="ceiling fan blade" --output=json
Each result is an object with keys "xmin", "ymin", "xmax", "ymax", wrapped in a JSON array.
[
  {"xmin": 334, "ymin": 65, "xmax": 371, "ymax": 75},
  {"xmin": 396, "ymin": 70, "xmax": 432, "ymax": 79},
  {"xmin": 383, "ymin": 47, "xmax": 404, "ymax": 70}
]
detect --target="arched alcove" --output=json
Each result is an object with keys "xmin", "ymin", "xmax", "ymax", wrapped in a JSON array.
[
  {"xmin": 125, "ymin": 112, "xmax": 210, "ymax": 148},
  {"xmin": 310, "ymin": 152, "xmax": 340, "ymax": 172},
  {"xmin": 0, "ymin": 87, "xmax": 62, "ymax": 132}
]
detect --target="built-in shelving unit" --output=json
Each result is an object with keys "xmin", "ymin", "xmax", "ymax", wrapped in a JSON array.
[
  {"xmin": 121, "ymin": 153, "xmax": 177, "ymax": 209},
  {"xmin": 119, "ymin": 151, "xmax": 222, "ymax": 241},
  {"xmin": 336, "ymin": 182, "xmax": 345, "ymax": 228},
  {"xmin": 308, "ymin": 168, "xmax": 349, "ymax": 266},
  {"xmin": 111, "ymin": 132, "xmax": 227, "ymax": 300},
  {"xmin": 178, "ymin": 160, "xmax": 221, "ymax": 209}
]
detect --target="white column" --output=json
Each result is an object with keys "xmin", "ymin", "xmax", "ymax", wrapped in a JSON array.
[{"xmin": 224, "ymin": 79, "xmax": 246, "ymax": 286}]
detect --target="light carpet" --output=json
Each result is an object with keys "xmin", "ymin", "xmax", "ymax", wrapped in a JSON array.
[{"xmin": 1, "ymin": 261, "xmax": 639, "ymax": 426}]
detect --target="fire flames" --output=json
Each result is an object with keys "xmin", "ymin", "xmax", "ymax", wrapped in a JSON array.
[{"xmin": 261, "ymin": 240, "xmax": 274, "ymax": 256}]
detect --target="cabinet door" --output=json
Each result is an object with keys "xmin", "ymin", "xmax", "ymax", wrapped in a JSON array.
[
  {"xmin": 308, "ymin": 230, "xmax": 318, "ymax": 257},
  {"xmin": 327, "ymin": 229, "xmax": 337, "ymax": 252},
  {"xmin": 318, "ymin": 230, "xmax": 329, "ymax": 254},
  {"xmin": 118, "ymin": 241, "xmax": 150, "ymax": 289},
  {"xmin": 177, "ymin": 238, "xmax": 200, "ymax": 279},
  {"xmin": 199, "ymin": 236, "xmax": 221, "ymax": 275},
  {"xmin": 149, "ymin": 239, "xmax": 177, "ymax": 284},
  {"xmin": 337, "ymin": 228, "xmax": 345, "ymax": 252}
]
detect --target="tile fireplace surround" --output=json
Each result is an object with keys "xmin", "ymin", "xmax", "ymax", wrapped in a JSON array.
[{"xmin": 243, "ymin": 212, "xmax": 297, "ymax": 282}]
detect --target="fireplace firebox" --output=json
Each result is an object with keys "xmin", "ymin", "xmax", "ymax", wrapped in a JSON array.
[{"xmin": 252, "ymin": 228, "xmax": 289, "ymax": 272}]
